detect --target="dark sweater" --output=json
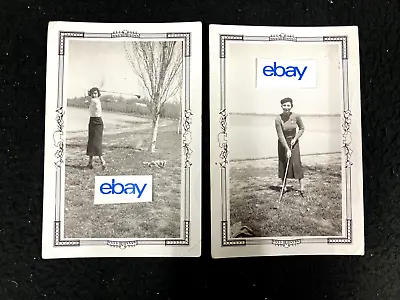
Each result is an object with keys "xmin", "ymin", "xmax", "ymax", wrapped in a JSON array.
[{"xmin": 275, "ymin": 112, "xmax": 305, "ymax": 151}]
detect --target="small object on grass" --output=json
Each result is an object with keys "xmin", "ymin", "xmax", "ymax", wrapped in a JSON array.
[
  {"xmin": 232, "ymin": 226, "xmax": 255, "ymax": 238},
  {"xmin": 143, "ymin": 160, "xmax": 167, "ymax": 168}
]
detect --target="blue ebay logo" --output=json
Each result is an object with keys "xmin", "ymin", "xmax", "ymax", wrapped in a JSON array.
[
  {"xmin": 262, "ymin": 62, "xmax": 308, "ymax": 81},
  {"xmin": 256, "ymin": 59, "xmax": 316, "ymax": 88},
  {"xmin": 100, "ymin": 178, "xmax": 147, "ymax": 198},
  {"xmin": 94, "ymin": 175, "xmax": 152, "ymax": 204}
]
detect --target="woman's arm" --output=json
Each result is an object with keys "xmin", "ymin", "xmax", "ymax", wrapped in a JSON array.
[
  {"xmin": 275, "ymin": 117, "xmax": 290, "ymax": 150},
  {"xmin": 294, "ymin": 114, "xmax": 305, "ymax": 140}
]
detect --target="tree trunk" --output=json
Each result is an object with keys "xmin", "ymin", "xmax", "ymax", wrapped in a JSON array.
[
  {"xmin": 149, "ymin": 113, "xmax": 160, "ymax": 153},
  {"xmin": 177, "ymin": 109, "xmax": 182, "ymax": 134},
  {"xmin": 177, "ymin": 97, "xmax": 182, "ymax": 134}
]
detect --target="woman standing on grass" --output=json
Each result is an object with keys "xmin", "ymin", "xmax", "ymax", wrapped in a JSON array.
[
  {"xmin": 275, "ymin": 97, "xmax": 305, "ymax": 195},
  {"xmin": 85, "ymin": 87, "xmax": 106, "ymax": 170}
]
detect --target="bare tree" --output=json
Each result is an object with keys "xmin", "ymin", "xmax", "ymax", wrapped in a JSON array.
[
  {"xmin": 124, "ymin": 41, "xmax": 183, "ymax": 152},
  {"xmin": 177, "ymin": 99, "xmax": 182, "ymax": 134},
  {"xmin": 176, "ymin": 84, "xmax": 183, "ymax": 134}
]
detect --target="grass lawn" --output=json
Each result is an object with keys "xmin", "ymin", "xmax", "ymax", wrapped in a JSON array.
[
  {"xmin": 63, "ymin": 123, "xmax": 182, "ymax": 239},
  {"xmin": 229, "ymin": 153, "xmax": 343, "ymax": 238}
]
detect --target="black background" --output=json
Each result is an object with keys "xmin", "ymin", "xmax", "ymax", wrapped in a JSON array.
[{"xmin": 1, "ymin": 0, "xmax": 400, "ymax": 299}]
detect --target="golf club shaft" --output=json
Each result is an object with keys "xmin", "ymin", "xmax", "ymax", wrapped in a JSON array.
[{"xmin": 278, "ymin": 144, "xmax": 292, "ymax": 202}]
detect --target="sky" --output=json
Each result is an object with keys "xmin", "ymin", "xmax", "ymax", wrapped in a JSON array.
[
  {"xmin": 225, "ymin": 41, "xmax": 343, "ymax": 116},
  {"xmin": 65, "ymin": 39, "xmax": 182, "ymax": 101}
]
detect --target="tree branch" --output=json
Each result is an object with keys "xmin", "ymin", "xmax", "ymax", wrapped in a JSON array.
[{"xmin": 124, "ymin": 40, "xmax": 184, "ymax": 115}]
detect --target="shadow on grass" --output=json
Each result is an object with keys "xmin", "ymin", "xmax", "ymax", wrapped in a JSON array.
[
  {"xmin": 269, "ymin": 185, "xmax": 281, "ymax": 192},
  {"xmin": 269, "ymin": 185, "xmax": 297, "ymax": 193},
  {"xmin": 105, "ymin": 145, "xmax": 145, "ymax": 151},
  {"xmin": 65, "ymin": 164, "xmax": 89, "ymax": 170}
]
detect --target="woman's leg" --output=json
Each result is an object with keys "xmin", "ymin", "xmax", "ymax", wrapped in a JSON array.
[
  {"xmin": 299, "ymin": 179, "xmax": 304, "ymax": 191},
  {"xmin": 87, "ymin": 155, "xmax": 93, "ymax": 168},
  {"xmin": 99, "ymin": 156, "xmax": 106, "ymax": 169},
  {"xmin": 289, "ymin": 140, "xmax": 304, "ymax": 193}
]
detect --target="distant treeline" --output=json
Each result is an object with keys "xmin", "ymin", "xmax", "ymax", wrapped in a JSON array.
[{"xmin": 67, "ymin": 95, "xmax": 181, "ymax": 120}]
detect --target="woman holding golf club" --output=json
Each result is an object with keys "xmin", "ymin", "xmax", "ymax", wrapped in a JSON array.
[
  {"xmin": 275, "ymin": 97, "xmax": 305, "ymax": 196},
  {"xmin": 85, "ymin": 87, "xmax": 106, "ymax": 170}
]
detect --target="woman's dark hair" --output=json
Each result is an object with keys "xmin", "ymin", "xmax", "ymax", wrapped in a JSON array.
[
  {"xmin": 88, "ymin": 87, "xmax": 101, "ymax": 97},
  {"xmin": 280, "ymin": 97, "xmax": 293, "ymax": 107}
]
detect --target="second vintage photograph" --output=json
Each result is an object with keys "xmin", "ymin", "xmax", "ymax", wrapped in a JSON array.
[
  {"xmin": 227, "ymin": 41, "xmax": 343, "ymax": 239},
  {"xmin": 210, "ymin": 25, "xmax": 364, "ymax": 259}
]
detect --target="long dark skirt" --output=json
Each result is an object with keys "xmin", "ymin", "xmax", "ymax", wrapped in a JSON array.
[
  {"xmin": 278, "ymin": 137, "xmax": 304, "ymax": 180},
  {"xmin": 86, "ymin": 117, "xmax": 104, "ymax": 156}
]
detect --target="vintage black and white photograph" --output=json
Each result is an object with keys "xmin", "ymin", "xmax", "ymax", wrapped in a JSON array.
[
  {"xmin": 227, "ymin": 42, "xmax": 343, "ymax": 238},
  {"xmin": 210, "ymin": 25, "xmax": 364, "ymax": 258},
  {"xmin": 42, "ymin": 21, "xmax": 202, "ymax": 258},
  {"xmin": 64, "ymin": 39, "xmax": 185, "ymax": 239}
]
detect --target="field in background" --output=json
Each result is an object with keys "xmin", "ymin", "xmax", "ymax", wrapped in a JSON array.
[
  {"xmin": 67, "ymin": 95, "xmax": 181, "ymax": 120},
  {"xmin": 65, "ymin": 106, "xmax": 174, "ymax": 137},
  {"xmin": 229, "ymin": 153, "xmax": 343, "ymax": 237},
  {"xmin": 227, "ymin": 114, "xmax": 342, "ymax": 161}
]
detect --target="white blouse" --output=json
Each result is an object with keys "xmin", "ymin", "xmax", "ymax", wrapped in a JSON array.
[{"xmin": 88, "ymin": 97, "xmax": 102, "ymax": 117}]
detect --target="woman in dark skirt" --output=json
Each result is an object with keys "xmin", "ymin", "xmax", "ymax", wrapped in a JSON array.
[
  {"xmin": 274, "ymin": 97, "xmax": 305, "ymax": 195},
  {"xmin": 85, "ymin": 87, "xmax": 106, "ymax": 170}
]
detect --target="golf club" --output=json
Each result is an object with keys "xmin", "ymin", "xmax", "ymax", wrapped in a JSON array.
[{"xmin": 278, "ymin": 143, "xmax": 293, "ymax": 203}]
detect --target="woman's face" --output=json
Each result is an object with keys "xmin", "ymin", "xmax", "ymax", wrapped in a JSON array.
[
  {"xmin": 91, "ymin": 90, "xmax": 99, "ymax": 98},
  {"xmin": 281, "ymin": 102, "xmax": 292, "ymax": 113}
]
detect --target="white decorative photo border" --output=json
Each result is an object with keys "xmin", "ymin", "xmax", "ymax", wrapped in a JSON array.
[
  {"xmin": 42, "ymin": 21, "xmax": 202, "ymax": 258},
  {"xmin": 210, "ymin": 25, "xmax": 364, "ymax": 258}
]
